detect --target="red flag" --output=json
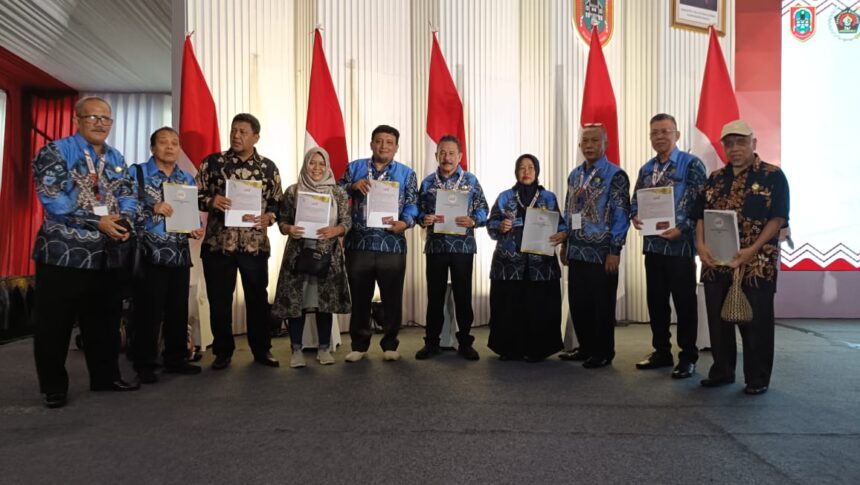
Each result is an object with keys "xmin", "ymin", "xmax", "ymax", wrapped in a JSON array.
[
  {"xmin": 580, "ymin": 26, "xmax": 619, "ymax": 166},
  {"xmin": 179, "ymin": 34, "xmax": 220, "ymax": 170},
  {"xmin": 305, "ymin": 29, "xmax": 349, "ymax": 179},
  {"xmin": 425, "ymin": 32, "xmax": 467, "ymax": 175},
  {"xmin": 692, "ymin": 26, "xmax": 740, "ymax": 173}
]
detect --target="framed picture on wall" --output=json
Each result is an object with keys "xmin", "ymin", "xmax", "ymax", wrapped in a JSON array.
[{"xmin": 672, "ymin": 0, "xmax": 726, "ymax": 35}]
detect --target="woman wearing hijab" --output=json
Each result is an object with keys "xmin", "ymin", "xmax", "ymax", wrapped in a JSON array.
[
  {"xmin": 273, "ymin": 147, "xmax": 351, "ymax": 367},
  {"xmin": 486, "ymin": 154, "xmax": 567, "ymax": 362}
]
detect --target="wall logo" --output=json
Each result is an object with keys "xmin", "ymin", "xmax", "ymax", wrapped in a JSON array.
[
  {"xmin": 790, "ymin": 5, "xmax": 815, "ymax": 41},
  {"xmin": 574, "ymin": 0, "xmax": 614, "ymax": 47},
  {"xmin": 830, "ymin": 7, "xmax": 859, "ymax": 41}
]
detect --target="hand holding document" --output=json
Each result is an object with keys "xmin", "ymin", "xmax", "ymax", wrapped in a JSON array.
[
  {"xmin": 225, "ymin": 179, "xmax": 263, "ymax": 227},
  {"xmin": 703, "ymin": 210, "xmax": 740, "ymax": 265},
  {"xmin": 521, "ymin": 207, "xmax": 559, "ymax": 256},
  {"xmin": 163, "ymin": 183, "xmax": 200, "ymax": 233},
  {"xmin": 366, "ymin": 180, "xmax": 400, "ymax": 228},
  {"xmin": 433, "ymin": 189, "xmax": 468, "ymax": 235},
  {"xmin": 637, "ymin": 186, "xmax": 676, "ymax": 236},
  {"xmin": 295, "ymin": 191, "xmax": 332, "ymax": 240}
]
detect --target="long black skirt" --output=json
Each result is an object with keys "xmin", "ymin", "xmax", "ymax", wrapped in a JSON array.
[{"xmin": 487, "ymin": 279, "xmax": 563, "ymax": 361}]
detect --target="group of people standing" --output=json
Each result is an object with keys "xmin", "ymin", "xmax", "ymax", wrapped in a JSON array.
[{"xmin": 29, "ymin": 96, "xmax": 789, "ymax": 409}]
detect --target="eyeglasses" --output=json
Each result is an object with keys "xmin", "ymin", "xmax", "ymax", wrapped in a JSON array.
[
  {"xmin": 78, "ymin": 115, "xmax": 114, "ymax": 126},
  {"xmin": 649, "ymin": 129, "xmax": 676, "ymax": 138}
]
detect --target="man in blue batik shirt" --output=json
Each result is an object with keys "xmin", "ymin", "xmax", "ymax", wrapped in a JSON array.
[
  {"xmin": 631, "ymin": 113, "xmax": 707, "ymax": 379},
  {"xmin": 338, "ymin": 125, "xmax": 419, "ymax": 362},
  {"xmin": 414, "ymin": 135, "xmax": 489, "ymax": 361},
  {"xmin": 31, "ymin": 96, "xmax": 141, "ymax": 408},
  {"xmin": 560, "ymin": 123, "xmax": 631, "ymax": 369}
]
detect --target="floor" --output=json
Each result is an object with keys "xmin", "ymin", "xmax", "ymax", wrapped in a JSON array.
[{"xmin": 1, "ymin": 320, "xmax": 859, "ymax": 484}]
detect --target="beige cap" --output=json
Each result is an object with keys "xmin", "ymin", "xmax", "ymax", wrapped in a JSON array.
[{"xmin": 720, "ymin": 120, "xmax": 754, "ymax": 139}]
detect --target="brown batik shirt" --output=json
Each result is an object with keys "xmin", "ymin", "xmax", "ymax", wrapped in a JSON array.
[{"xmin": 196, "ymin": 149, "xmax": 283, "ymax": 255}]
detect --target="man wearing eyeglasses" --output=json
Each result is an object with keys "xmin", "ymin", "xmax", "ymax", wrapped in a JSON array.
[
  {"xmin": 630, "ymin": 113, "xmax": 707, "ymax": 379},
  {"xmin": 31, "ymin": 96, "xmax": 141, "ymax": 409}
]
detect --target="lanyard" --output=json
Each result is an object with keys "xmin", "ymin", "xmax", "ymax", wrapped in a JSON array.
[
  {"xmin": 367, "ymin": 160, "xmax": 390, "ymax": 181},
  {"xmin": 515, "ymin": 189, "xmax": 541, "ymax": 209},
  {"xmin": 83, "ymin": 148, "xmax": 107, "ymax": 200},
  {"xmin": 434, "ymin": 169, "xmax": 463, "ymax": 191},
  {"xmin": 576, "ymin": 166, "xmax": 599, "ymax": 196},
  {"xmin": 652, "ymin": 159, "xmax": 671, "ymax": 185}
]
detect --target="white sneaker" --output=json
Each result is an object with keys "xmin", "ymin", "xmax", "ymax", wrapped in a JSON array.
[
  {"xmin": 317, "ymin": 349, "xmax": 335, "ymax": 365},
  {"xmin": 345, "ymin": 351, "xmax": 366, "ymax": 362},
  {"xmin": 383, "ymin": 350, "xmax": 401, "ymax": 361},
  {"xmin": 290, "ymin": 351, "xmax": 306, "ymax": 368}
]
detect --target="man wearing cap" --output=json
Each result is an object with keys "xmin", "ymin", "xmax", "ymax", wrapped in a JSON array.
[
  {"xmin": 631, "ymin": 113, "xmax": 707, "ymax": 379},
  {"xmin": 694, "ymin": 120, "xmax": 790, "ymax": 395}
]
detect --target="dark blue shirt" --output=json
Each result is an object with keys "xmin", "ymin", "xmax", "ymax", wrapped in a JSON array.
[
  {"xmin": 417, "ymin": 167, "xmax": 489, "ymax": 254},
  {"xmin": 631, "ymin": 147, "xmax": 707, "ymax": 257},
  {"xmin": 31, "ymin": 133, "xmax": 135, "ymax": 270},
  {"xmin": 338, "ymin": 158, "xmax": 419, "ymax": 254},
  {"xmin": 564, "ymin": 156, "xmax": 631, "ymax": 264},
  {"xmin": 130, "ymin": 157, "xmax": 196, "ymax": 267},
  {"xmin": 487, "ymin": 188, "xmax": 567, "ymax": 281}
]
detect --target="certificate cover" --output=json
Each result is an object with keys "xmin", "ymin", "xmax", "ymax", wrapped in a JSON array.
[
  {"xmin": 433, "ymin": 189, "xmax": 468, "ymax": 235},
  {"xmin": 637, "ymin": 186, "xmax": 675, "ymax": 236},
  {"xmin": 163, "ymin": 183, "xmax": 200, "ymax": 233},
  {"xmin": 295, "ymin": 191, "xmax": 332, "ymax": 239},
  {"xmin": 366, "ymin": 180, "xmax": 400, "ymax": 228},
  {"xmin": 225, "ymin": 179, "xmax": 263, "ymax": 227},
  {"xmin": 704, "ymin": 210, "xmax": 740, "ymax": 265},
  {"xmin": 521, "ymin": 207, "xmax": 559, "ymax": 257}
]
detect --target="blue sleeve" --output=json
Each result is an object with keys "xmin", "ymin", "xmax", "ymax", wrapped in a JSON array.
[
  {"xmin": 115, "ymin": 158, "xmax": 137, "ymax": 221},
  {"xmin": 416, "ymin": 178, "xmax": 431, "ymax": 228},
  {"xmin": 677, "ymin": 158, "xmax": 707, "ymax": 236},
  {"xmin": 471, "ymin": 179, "xmax": 490, "ymax": 228},
  {"xmin": 609, "ymin": 171, "xmax": 631, "ymax": 254},
  {"xmin": 400, "ymin": 171, "xmax": 419, "ymax": 228},
  {"xmin": 31, "ymin": 144, "xmax": 100, "ymax": 230},
  {"xmin": 630, "ymin": 166, "xmax": 647, "ymax": 218},
  {"xmin": 338, "ymin": 162, "xmax": 356, "ymax": 196},
  {"xmin": 487, "ymin": 194, "xmax": 505, "ymax": 241}
]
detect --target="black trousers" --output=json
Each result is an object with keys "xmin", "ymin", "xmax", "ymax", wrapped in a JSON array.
[
  {"xmin": 131, "ymin": 262, "xmax": 190, "ymax": 370},
  {"xmin": 424, "ymin": 253, "xmax": 475, "ymax": 347},
  {"xmin": 568, "ymin": 259, "xmax": 618, "ymax": 361},
  {"xmin": 704, "ymin": 279, "xmax": 776, "ymax": 387},
  {"xmin": 345, "ymin": 250, "xmax": 406, "ymax": 352},
  {"xmin": 644, "ymin": 253, "xmax": 699, "ymax": 363},
  {"xmin": 202, "ymin": 250, "xmax": 271, "ymax": 358},
  {"xmin": 33, "ymin": 262, "xmax": 123, "ymax": 394}
]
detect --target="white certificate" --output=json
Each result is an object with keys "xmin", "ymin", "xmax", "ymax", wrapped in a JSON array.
[
  {"xmin": 295, "ymin": 191, "xmax": 331, "ymax": 240},
  {"xmin": 637, "ymin": 186, "xmax": 676, "ymax": 236},
  {"xmin": 366, "ymin": 180, "xmax": 400, "ymax": 228},
  {"xmin": 433, "ymin": 189, "xmax": 468, "ymax": 235},
  {"xmin": 163, "ymin": 183, "xmax": 200, "ymax": 233},
  {"xmin": 521, "ymin": 207, "xmax": 559, "ymax": 257},
  {"xmin": 704, "ymin": 210, "xmax": 740, "ymax": 266},
  {"xmin": 225, "ymin": 179, "xmax": 263, "ymax": 227}
]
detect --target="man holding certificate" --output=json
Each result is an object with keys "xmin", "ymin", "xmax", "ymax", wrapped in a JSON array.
[
  {"xmin": 561, "ymin": 124, "xmax": 630, "ymax": 369},
  {"xmin": 130, "ymin": 127, "xmax": 205, "ymax": 383},
  {"xmin": 197, "ymin": 113, "xmax": 283, "ymax": 370},
  {"xmin": 338, "ymin": 125, "xmax": 419, "ymax": 362},
  {"xmin": 630, "ymin": 114, "xmax": 707, "ymax": 379},
  {"xmin": 415, "ymin": 135, "xmax": 489, "ymax": 361},
  {"xmin": 694, "ymin": 120, "xmax": 789, "ymax": 395}
]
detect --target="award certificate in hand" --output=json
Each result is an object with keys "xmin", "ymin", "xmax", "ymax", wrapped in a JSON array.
[
  {"xmin": 433, "ymin": 189, "xmax": 468, "ymax": 235},
  {"xmin": 521, "ymin": 207, "xmax": 559, "ymax": 256},
  {"xmin": 704, "ymin": 210, "xmax": 740, "ymax": 265},
  {"xmin": 225, "ymin": 179, "xmax": 263, "ymax": 227},
  {"xmin": 163, "ymin": 183, "xmax": 200, "ymax": 233},
  {"xmin": 366, "ymin": 180, "xmax": 400, "ymax": 228},
  {"xmin": 637, "ymin": 186, "xmax": 675, "ymax": 236},
  {"xmin": 295, "ymin": 191, "xmax": 332, "ymax": 239}
]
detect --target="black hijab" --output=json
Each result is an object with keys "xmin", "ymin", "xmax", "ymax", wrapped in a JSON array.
[{"xmin": 513, "ymin": 153, "xmax": 542, "ymax": 205}]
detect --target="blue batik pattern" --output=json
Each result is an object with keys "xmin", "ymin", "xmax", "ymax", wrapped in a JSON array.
[{"xmin": 417, "ymin": 167, "xmax": 489, "ymax": 254}]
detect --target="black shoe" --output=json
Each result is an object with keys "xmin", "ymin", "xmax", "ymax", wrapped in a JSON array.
[
  {"xmin": 744, "ymin": 385, "xmax": 769, "ymax": 395},
  {"xmin": 211, "ymin": 355, "xmax": 232, "ymax": 370},
  {"xmin": 558, "ymin": 348, "xmax": 589, "ymax": 361},
  {"xmin": 254, "ymin": 353, "xmax": 280, "ymax": 367},
  {"xmin": 164, "ymin": 362, "xmax": 202, "ymax": 375},
  {"xmin": 700, "ymin": 377, "xmax": 735, "ymax": 388},
  {"xmin": 415, "ymin": 345, "xmax": 441, "ymax": 360},
  {"xmin": 635, "ymin": 352, "xmax": 674, "ymax": 370},
  {"xmin": 582, "ymin": 357, "xmax": 612, "ymax": 369},
  {"xmin": 90, "ymin": 378, "xmax": 141, "ymax": 392},
  {"xmin": 136, "ymin": 368, "xmax": 158, "ymax": 384},
  {"xmin": 43, "ymin": 393, "xmax": 67, "ymax": 409},
  {"xmin": 671, "ymin": 362, "xmax": 696, "ymax": 379},
  {"xmin": 458, "ymin": 345, "xmax": 480, "ymax": 361}
]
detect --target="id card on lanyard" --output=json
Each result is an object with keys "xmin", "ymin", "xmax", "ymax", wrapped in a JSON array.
[
  {"xmin": 84, "ymin": 148, "xmax": 109, "ymax": 216},
  {"xmin": 569, "ymin": 167, "xmax": 598, "ymax": 230}
]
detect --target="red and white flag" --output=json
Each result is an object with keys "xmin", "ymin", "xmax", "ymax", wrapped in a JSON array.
[
  {"xmin": 305, "ymin": 28, "xmax": 349, "ymax": 179},
  {"xmin": 425, "ymin": 32, "xmax": 467, "ymax": 176},
  {"xmin": 179, "ymin": 34, "xmax": 220, "ymax": 176},
  {"xmin": 580, "ymin": 26, "xmax": 619, "ymax": 166},
  {"xmin": 691, "ymin": 26, "xmax": 740, "ymax": 174}
]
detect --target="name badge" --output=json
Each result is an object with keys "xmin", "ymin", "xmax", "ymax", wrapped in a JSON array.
[
  {"xmin": 93, "ymin": 204, "xmax": 109, "ymax": 216},
  {"xmin": 568, "ymin": 212, "xmax": 582, "ymax": 230}
]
